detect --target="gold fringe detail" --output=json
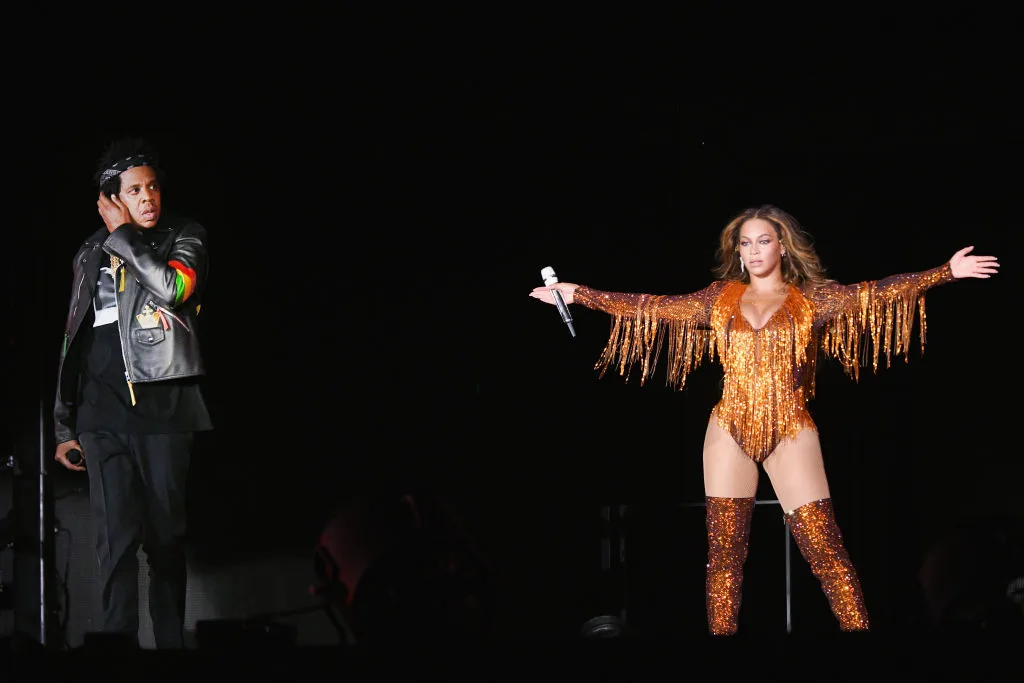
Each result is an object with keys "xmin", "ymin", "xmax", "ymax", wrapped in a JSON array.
[
  {"xmin": 711, "ymin": 282, "xmax": 816, "ymax": 461},
  {"xmin": 573, "ymin": 283, "xmax": 722, "ymax": 390},
  {"xmin": 572, "ymin": 263, "xmax": 954, "ymax": 462},
  {"xmin": 817, "ymin": 263, "xmax": 953, "ymax": 380}
]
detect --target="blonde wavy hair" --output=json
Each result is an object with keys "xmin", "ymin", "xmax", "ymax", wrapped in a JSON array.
[{"xmin": 712, "ymin": 204, "xmax": 832, "ymax": 291}]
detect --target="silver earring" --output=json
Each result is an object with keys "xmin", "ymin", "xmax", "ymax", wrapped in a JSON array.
[{"xmin": 740, "ymin": 259, "xmax": 744, "ymax": 274}]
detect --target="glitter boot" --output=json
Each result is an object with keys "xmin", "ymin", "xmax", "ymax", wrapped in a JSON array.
[
  {"xmin": 786, "ymin": 497, "xmax": 869, "ymax": 631},
  {"xmin": 705, "ymin": 496, "xmax": 756, "ymax": 635}
]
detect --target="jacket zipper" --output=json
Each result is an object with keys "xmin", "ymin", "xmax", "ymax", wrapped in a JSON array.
[
  {"xmin": 111, "ymin": 259, "xmax": 137, "ymax": 406},
  {"xmin": 63, "ymin": 256, "xmax": 91, "ymax": 359},
  {"xmin": 68, "ymin": 261, "xmax": 88, "ymax": 328}
]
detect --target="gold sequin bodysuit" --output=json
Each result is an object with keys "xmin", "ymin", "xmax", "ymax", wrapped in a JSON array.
[{"xmin": 572, "ymin": 263, "xmax": 954, "ymax": 462}]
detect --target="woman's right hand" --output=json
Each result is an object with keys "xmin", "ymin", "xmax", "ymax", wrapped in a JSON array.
[{"xmin": 530, "ymin": 281, "xmax": 578, "ymax": 305}]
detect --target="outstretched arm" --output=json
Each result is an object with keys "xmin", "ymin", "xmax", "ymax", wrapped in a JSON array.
[
  {"xmin": 530, "ymin": 281, "xmax": 723, "ymax": 323},
  {"xmin": 813, "ymin": 246, "xmax": 999, "ymax": 378},
  {"xmin": 529, "ymin": 280, "xmax": 725, "ymax": 389}
]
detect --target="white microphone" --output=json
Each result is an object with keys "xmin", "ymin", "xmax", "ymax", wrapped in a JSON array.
[{"xmin": 541, "ymin": 266, "xmax": 576, "ymax": 338}]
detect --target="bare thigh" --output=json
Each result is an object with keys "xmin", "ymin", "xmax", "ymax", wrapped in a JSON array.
[
  {"xmin": 761, "ymin": 428, "xmax": 831, "ymax": 513},
  {"xmin": 703, "ymin": 420, "xmax": 759, "ymax": 498}
]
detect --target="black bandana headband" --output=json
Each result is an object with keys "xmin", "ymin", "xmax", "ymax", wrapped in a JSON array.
[{"xmin": 99, "ymin": 153, "xmax": 157, "ymax": 185}]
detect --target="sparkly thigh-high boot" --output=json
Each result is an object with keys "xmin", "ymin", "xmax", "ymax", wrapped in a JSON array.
[
  {"xmin": 786, "ymin": 497, "xmax": 869, "ymax": 631},
  {"xmin": 705, "ymin": 496, "xmax": 756, "ymax": 635}
]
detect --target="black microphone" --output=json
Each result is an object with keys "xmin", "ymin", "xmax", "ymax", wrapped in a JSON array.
[
  {"xmin": 541, "ymin": 266, "xmax": 576, "ymax": 338},
  {"xmin": 67, "ymin": 448, "xmax": 84, "ymax": 467}
]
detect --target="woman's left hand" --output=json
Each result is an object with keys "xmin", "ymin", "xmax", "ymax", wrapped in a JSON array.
[{"xmin": 949, "ymin": 246, "xmax": 1000, "ymax": 279}]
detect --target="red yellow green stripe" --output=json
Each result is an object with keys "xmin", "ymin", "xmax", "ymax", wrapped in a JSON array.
[{"xmin": 168, "ymin": 260, "xmax": 197, "ymax": 305}]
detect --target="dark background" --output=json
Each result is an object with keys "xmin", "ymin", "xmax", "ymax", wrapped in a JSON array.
[{"xmin": 5, "ymin": 12, "xmax": 1021, "ymax": 640}]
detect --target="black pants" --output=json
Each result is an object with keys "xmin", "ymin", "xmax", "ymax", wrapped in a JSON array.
[{"xmin": 80, "ymin": 431, "xmax": 192, "ymax": 649}]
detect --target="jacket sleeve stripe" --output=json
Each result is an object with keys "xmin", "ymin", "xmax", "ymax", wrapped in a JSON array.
[{"xmin": 168, "ymin": 260, "xmax": 197, "ymax": 305}]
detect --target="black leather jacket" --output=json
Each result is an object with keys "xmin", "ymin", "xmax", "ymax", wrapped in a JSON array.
[{"xmin": 53, "ymin": 215, "xmax": 209, "ymax": 444}]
